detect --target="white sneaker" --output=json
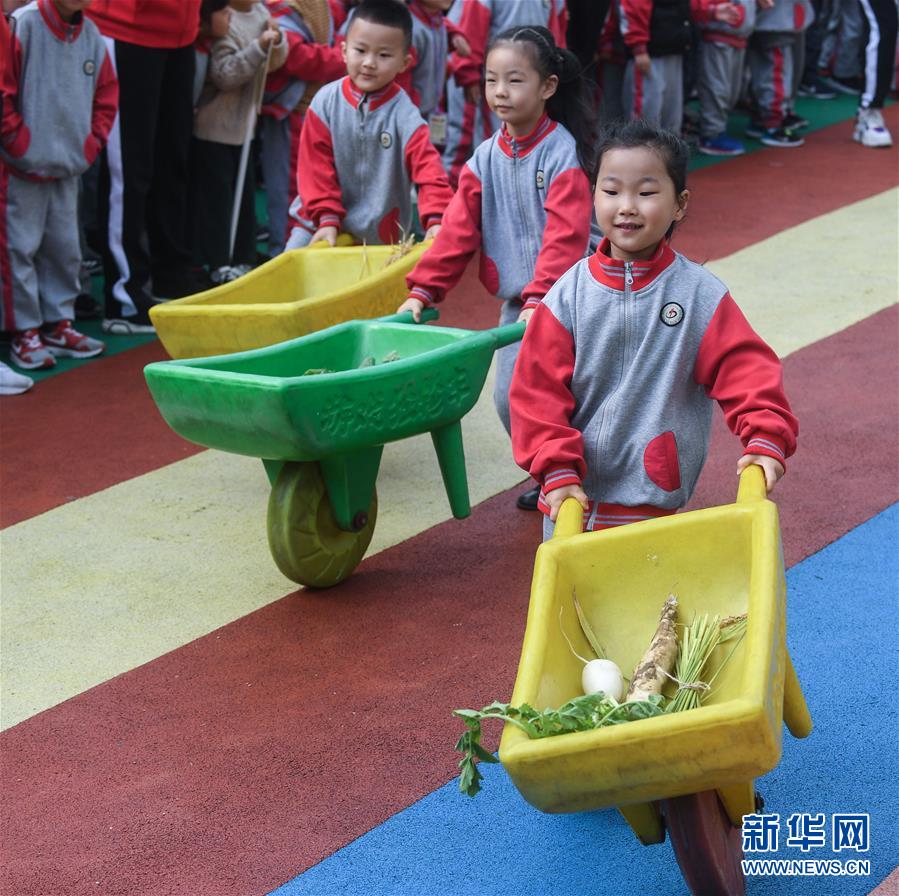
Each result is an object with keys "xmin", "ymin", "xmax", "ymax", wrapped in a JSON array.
[
  {"xmin": 0, "ymin": 360, "xmax": 34, "ymax": 395},
  {"xmin": 853, "ymin": 108, "xmax": 893, "ymax": 148}
]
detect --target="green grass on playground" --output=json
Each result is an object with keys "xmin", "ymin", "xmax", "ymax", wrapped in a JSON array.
[{"xmin": 10, "ymin": 93, "xmax": 867, "ymax": 385}]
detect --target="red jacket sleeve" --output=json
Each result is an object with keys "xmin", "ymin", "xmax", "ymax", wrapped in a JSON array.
[
  {"xmin": 276, "ymin": 30, "xmax": 345, "ymax": 83},
  {"xmin": 296, "ymin": 106, "xmax": 344, "ymax": 228},
  {"xmin": 694, "ymin": 293, "xmax": 798, "ymax": 466},
  {"xmin": 509, "ymin": 301, "xmax": 586, "ymax": 488},
  {"xmin": 85, "ymin": 48, "xmax": 118, "ymax": 166},
  {"xmin": 522, "ymin": 166, "xmax": 592, "ymax": 308},
  {"xmin": 404, "ymin": 123, "xmax": 453, "ymax": 230},
  {"xmin": 618, "ymin": 0, "xmax": 650, "ymax": 54},
  {"xmin": 405, "ymin": 163, "xmax": 482, "ymax": 304},
  {"xmin": 1, "ymin": 27, "xmax": 29, "ymax": 159},
  {"xmin": 451, "ymin": 0, "xmax": 491, "ymax": 87}
]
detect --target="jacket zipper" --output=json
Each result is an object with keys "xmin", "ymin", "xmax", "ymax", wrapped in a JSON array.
[
  {"xmin": 595, "ymin": 262, "xmax": 635, "ymax": 470},
  {"xmin": 511, "ymin": 141, "xmax": 537, "ymax": 276}
]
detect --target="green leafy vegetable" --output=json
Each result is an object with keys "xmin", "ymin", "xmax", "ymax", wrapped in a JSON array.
[{"xmin": 452, "ymin": 693, "xmax": 666, "ymax": 796}]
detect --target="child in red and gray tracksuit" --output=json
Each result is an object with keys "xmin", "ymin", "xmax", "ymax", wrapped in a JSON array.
[
  {"xmin": 443, "ymin": 0, "xmax": 568, "ymax": 187},
  {"xmin": 260, "ymin": 0, "xmax": 346, "ymax": 255},
  {"xmin": 407, "ymin": 0, "xmax": 470, "ymax": 137},
  {"xmin": 285, "ymin": 0, "xmax": 452, "ymax": 249},
  {"xmin": 399, "ymin": 27, "xmax": 595, "ymax": 512},
  {"xmin": 510, "ymin": 121, "xmax": 797, "ymax": 539},
  {"xmin": 1, "ymin": 0, "xmax": 118, "ymax": 370},
  {"xmin": 747, "ymin": 0, "xmax": 815, "ymax": 146}
]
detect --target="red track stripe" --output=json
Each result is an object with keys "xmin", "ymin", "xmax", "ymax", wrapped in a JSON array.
[
  {"xmin": 2, "ymin": 306, "xmax": 896, "ymax": 896},
  {"xmin": 0, "ymin": 341, "xmax": 202, "ymax": 528},
  {"xmin": 1, "ymin": 108, "xmax": 896, "ymax": 528}
]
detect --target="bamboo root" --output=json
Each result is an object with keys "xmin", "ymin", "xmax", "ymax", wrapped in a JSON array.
[{"xmin": 626, "ymin": 594, "xmax": 679, "ymax": 701}]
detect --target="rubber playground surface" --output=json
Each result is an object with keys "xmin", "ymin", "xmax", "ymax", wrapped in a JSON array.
[{"xmin": 1, "ymin": 100, "xmax": 897, "ymax": 896}]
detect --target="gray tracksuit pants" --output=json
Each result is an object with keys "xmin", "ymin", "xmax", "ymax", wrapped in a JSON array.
[
  {"xmin": 698, "ymin": 41, "xmax": 747, "ymax": 137},
  {"xmin": 0, "ymin": 173, "xmax": 80, "ymax": 331},
  {"xmin": 748, "ymin": 31, "xmax": 797, "ymax": 127},
  {"xmin": 493, "ymin": 297, "xmax": 523, "ymax": 435},
  {"xmin": 622, "ymin": 54, "xmax": 684, "ymax": 132},
  {"xmin": 260, "ymin": 115, "xmax": 292, "ymax": 257}
]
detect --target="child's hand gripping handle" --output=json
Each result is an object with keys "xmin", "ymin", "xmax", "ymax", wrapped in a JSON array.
[
  {"xmin": 736, "ymin": 464, "xmax": 768, "ymax": 503},
  {"xmin": 552, "ymin": 499, "xmax": 584, "ymax": 539},
  {"xmin": 380, "ymin": 308, "xmax": 439, "ymax": 325}
]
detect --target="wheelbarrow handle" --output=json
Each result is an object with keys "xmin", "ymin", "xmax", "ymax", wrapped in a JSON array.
[
  {"xmin": 552, "ymin": 498, "xmax": 585, "ymax": 538},
  {"xmin": 378, "ymin": 308, "xmax": 440, "ymax": 325},
  {"xmin": 736, "ymin": 464, "xmax": 767, "ymax": 503},
  {"xmin": 485, "ymin": 320, "xmax": 526, "ymax": 349}
]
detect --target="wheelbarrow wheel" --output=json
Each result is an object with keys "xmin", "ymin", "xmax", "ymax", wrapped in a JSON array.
[
  {"xmin": 267, "ymin": 461, "xmax": 377, "ymax": 588},
  {"xmin": 661, "ymin": 789, "xmax": 745, "ymax": 896}
]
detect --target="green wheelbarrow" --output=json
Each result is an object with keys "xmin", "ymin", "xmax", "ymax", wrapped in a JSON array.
[{"xmin": 144, "ymin": 310, "xmax": 524, "ymax": 588}]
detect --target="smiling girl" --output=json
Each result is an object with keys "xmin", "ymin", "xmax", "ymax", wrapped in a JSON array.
[
  {"xmin": 509, "ymin": 120, "xmax": 799, "ymax": 539},
  {"xmin": 398, "ymin": 25, "xmax": 594, "ymax": 509}
]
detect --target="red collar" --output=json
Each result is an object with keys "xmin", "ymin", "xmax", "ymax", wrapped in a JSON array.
[
  {"xmin": 497, "ymin": 114, "xmax": 556, "ymax": 159},
  {"xmin": 587, "ymin": 238, "xmax": 676, "ymax": 290},
  {"xmin": 408, "ymin": 0, "xmax": 444, "ymax": 27},
  {"xmin": 39, "ymin": 0, "xmax": 84, "ymax": 41},
  {"xmin": 340, "ymin": 75, "xmax": 401, "ymax": 111}
]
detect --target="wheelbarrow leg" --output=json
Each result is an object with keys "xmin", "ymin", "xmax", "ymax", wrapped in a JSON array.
[
  {"xmin": 717, "ymin": 781, "xmax": 756, "ymax": 827},
  {"xmin": 783, "ymin": 650, "xmax": 813, "ymax": 738},
  {"xmin": 319, "ymin": 446, "xmax": 384, "ymax": 531},
  {"xmin": 617, "ymin": 802, "xmax": 665, "ymax": 845},
  {"xmin": 430, "ymin": 419, "xmax": 471, "ymax": 519}
]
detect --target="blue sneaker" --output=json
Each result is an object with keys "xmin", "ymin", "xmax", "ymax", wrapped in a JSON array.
[{"xmin": 699, "ymin": 133, "xmax": 746, "ymax": 156}]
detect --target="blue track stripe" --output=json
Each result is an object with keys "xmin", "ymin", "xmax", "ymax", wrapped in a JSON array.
[{"xmin": 270, "ymin": 505, "xmax": 899, "ymax": 896}]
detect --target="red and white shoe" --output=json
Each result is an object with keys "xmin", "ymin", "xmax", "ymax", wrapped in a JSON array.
[
  {"xmin": 41, "ymin": 320, "xmax": 105, "ymax": 359},
  {"xmin": 10, "ymin": 329, "xmax": 55, "ymax": 370}
]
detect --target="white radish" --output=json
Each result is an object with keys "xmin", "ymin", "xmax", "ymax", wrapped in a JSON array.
[{"xmin": 582, "ymin": 659, "xmax": 624, "ymax": 701}]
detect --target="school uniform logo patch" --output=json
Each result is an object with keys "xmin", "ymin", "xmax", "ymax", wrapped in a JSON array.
[
  {"xmin": 660, "ymin": 302, "xmax": 684, "ymax": 326},
  {"xmin": 84, "ymin": 60, "xmax": 96, "ymax": 76},
  {"xmin": 379, "ymin": 132, "xmax": 392, "ymax": 149},
  {"xmin": 535, "ymin": 169, "xmax": 545, "ymax": 189}
]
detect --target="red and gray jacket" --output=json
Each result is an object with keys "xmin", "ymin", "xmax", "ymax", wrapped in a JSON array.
[
  {"xmin": 510, "ymin": 239, "xmax": 798, "ymax": 518},
  {"xmin": 754, "ymin": 0, "xmax": 814, "ymax": 32},
  {"xmin": 451, "ymin": 0, "xmax": 568, "ymax": 88},
  {"xmin": 262, "ymin": 0, "xmax": 345, "ymax": 121},
  {"xmin": 1, "ymin": 0, "xmax": 118, "ymax": 180},
  {"xmin": 406, "ymin": 114, "xmax": 592, "ymax": 308},
  {"xmin": 697, "ymin": 0, "xmax": 756, "ymax": 48},
  {"xmin": 289, "ymin": 76, "xmax": 453, "ymax": 243},
  {"xmin": 408, "ymin": 0, "xmax": 467, "ymax": 118},
  {"xmin": 86, "ymin": 0, "xmax": 200, "ymax": 49}
]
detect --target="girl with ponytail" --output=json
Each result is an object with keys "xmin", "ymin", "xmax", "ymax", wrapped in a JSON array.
[{"xmin": 398, "ymin": 25, "xmax": 595, "ymax": 511}]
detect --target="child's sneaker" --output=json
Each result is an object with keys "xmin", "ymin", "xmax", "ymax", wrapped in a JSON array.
[
  {"xmin": 760, "ymin": 127, "xmax": 805, "ymax": 147},
  {"xmin": 10, "ymin": 329, "xmax": 55, "ymax": 370},
  {"xmin": 744, "ymin": 120, "xmax": 766, "ymax": 139},
  {"xmin": 853, "ymin": 108, "xmax": 893, "ymax": 148},
  {"xmin": 698, "ymin": 133, "xmax": 746, "ymax": 156},
  {"xmin": 782, "ymin": 111, "xmax": 809, "ymax": 130},
  {"xmin": 797, "ymin": 76, "xmax": 837, "ymax": 99},
  {"xmin": 0, "ymin": 360, "xmax": 34, "ymax": 395},
  {"xmin": 41, "ymin": 320, "xmax": 105, "ymax": 359},
  {"xmin": 210, "ymin": 265, "xmax": 240, "ymax": 285}
]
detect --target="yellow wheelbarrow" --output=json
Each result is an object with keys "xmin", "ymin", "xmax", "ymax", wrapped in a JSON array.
[
  {"xmin": 149, "ymin": 238, "xmax": 429, "ymax": 359},
  {"xmin": 498, "ymin": 466, "xmax": 813, "ymax": 896}
]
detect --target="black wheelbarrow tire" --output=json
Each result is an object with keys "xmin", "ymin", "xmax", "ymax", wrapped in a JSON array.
[
  {"xmin": 661, "ymin": 789, "xmax": 746, "ymax": 896},
  {"xmin": 267, "ymin": 461, "xmax": 377, "ymax": 588}
]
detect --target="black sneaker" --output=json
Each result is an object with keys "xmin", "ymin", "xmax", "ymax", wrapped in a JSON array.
[
  {"xmin": 516, "ymin": 486, "xmax": 540, "ymax": 511},
  {"xmin": 102, "ymin": 301, "xmax": 155, "ymax": 334},
  {"xmin": 760, "ymin": 127, "xmax": 805, "ymax": 148},
  {"xmin": 797, "ymin": 77, "xmax": 837, "ymax": 99},
  {"xmin": 74, "ymin": 292, "xmax": 102, "ymax": 320},
  {"xmin": 745, "ymin": 120, "xmax": 766, "ymax": 139},
  {"xmin": 782, "ymin": 112, "xmax": 809, "ymax": 130},
  {"xmin": 820, "ymin": 74, "xmax": 863, "ymax": 95}
]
